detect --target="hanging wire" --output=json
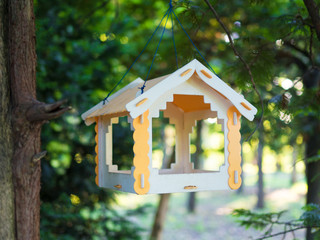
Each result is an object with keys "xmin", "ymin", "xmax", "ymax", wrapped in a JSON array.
[
  {"xmin": 103, "ymin": 7, "xmax": 171, "ymax": 104},
  {"xmin": 172, "ymin": 10, "xmax": 219, "ymax": 77},
  {"xmin": 140, "ymin": 8, "xmax": 171, "ymax": 93},
  {"xmin": 103, "ymin": 0, "xmax": 217, "ymax": 102},
  {"xmin": 170, "ymin": 6, "xmax": 178, "ymax": 68}
]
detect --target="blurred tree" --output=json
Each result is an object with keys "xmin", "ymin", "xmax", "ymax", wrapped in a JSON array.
[
  {"xmin": 256, "ymin": 125, "xmax": 265, "ymax": 209},
  {"xmin": 187, "ymin": 120, "xmax": 203, "ymax": 213},
  {"xmin": 150, "ymin": 117, "xmax": 175, "ymax": 240}
]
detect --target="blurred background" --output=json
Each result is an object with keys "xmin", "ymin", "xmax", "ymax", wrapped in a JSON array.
[{"xmin": 35, "ymin": 0, "xmax": 320, "ymax": 239}]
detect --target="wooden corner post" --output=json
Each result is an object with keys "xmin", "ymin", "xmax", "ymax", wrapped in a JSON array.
[
  {"xmin": 132, "ymin": 100, "xmax": 151, "ymax": 194},
  {"xmin": 94, "ymin": 117, "xmax": 99, "ymax": 186},
  {"xmin": 227, "ymin": 106, "xmax": 242, "ymax": 189}
]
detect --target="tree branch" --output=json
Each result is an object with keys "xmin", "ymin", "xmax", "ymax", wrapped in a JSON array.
[
  {"xmin": 303, "ymin": 0, "xmax": 320, "ymax": 41},
  {"xmin": 26, "ymin": 99, "xmax": 71, "ymax": 122},
  {"xmin": 77, "ymin": 0, "xmax": 110, "ymax": 26},
  {"xmin": 32, "ymin": 151, "xmax": 47, "ymax": 163},
  {"xmin": 276, "ymin": 50, "xmax": 308, "ymax": 72},
  {"xmin": 255, "ymin": 226, "xmax": 307, "ymax": 240},
  {"xmin": 283, "ymin": 40, "xmax": 310, "ymax": 59},
  {"xmin": 203, "ymin": 0, "xmax": 264, "ymax": 140},
  {"xmin": 309, "ymin": 27, "xmax": 315, "ymax": 67}
]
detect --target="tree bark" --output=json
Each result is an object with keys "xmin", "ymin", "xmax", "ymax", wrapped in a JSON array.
[
  {"xmin": 9, "ymin": 1, "xmax": 41, "ymax": 238},
  {"xmin": 302, "ymin": 67, "xmax": 320, "ymax": 240},
  {"xmin": 150, "ymin": 194, "xmax": 171, "ymax": 240},
  {"xmin": 256, "ymin": 126, "xmax": 264, "ymax": 209},
  {"xmin": 0, "ymin": 0, "xmax": 15, "ymax": 238},
  {"xmin": 150, "ymin": 147, "xmax": 175, "ymax": 240},
  {"xmin": 0, "ymin": 1, "xmax": 69, "ymax": 239},
  {"xmin": 303, "ymin": 0, "xmax": 320, "ymax": 41},
  {"xmin": 305, "ymin": 122, "xmax": 320, "ymax": 240}
]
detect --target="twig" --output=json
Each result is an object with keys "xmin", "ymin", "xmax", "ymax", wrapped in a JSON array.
[
  {"xmin": 281, "ymin": 224, "xmax": 287, "ymax": 240},
  {"xmin": 309, "ymin": 27, "xmax": 315, "ymax": 67},
  {"xmin": 26, "ymin": 99, "xmax": 71, "ymax": 122},
  {"xmin": 283, "ymin": 40, "xmax": 310, "ymax": 59},
  {"xmin": 32, "ymin": 151, "xmax": 47, "ymax": 163},
  {"xmin": 77, "ymin": 0, "xmax": 110, "ymax": 26},
  {"xmin": 303, "ymin": 0, "xmax": 320, "ymax": 41},
  {"xmin": 203, "ymin": 0, "xmax": 264, "ymax": 141},
  {"xmin": 255, "ymin": 226, "xmax": 305, "ymax": 240},
  {"xmin": 289, "ymin": 224, "xmax": 296, "ymax": 239},
  {"xmin": 193, "ymin": 10, "xmax": 209, "ymax": 37}
]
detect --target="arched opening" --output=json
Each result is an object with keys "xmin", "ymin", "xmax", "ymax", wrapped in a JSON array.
[{"xmin": 151, "ymin": 94, "xmax": 224, "ymax": 174}]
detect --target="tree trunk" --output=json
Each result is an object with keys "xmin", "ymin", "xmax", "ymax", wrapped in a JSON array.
[
  {"xmin": 187, "ymin": 120, "xmax": 203, "ymax": 213},
  {"xmin": 256, "ymin": 126, "xmax": 264, "ymax": 209},
  {"xmin": 291, "ymin": 145, "xmax": 298, "ymax": 185},
  {"xmin": 276, "ymin": 156, "xmax": 282, "ymax": 172},
  {"xmin": 237, "ymin": 142, "xmax": 244, "ymax": 194},
  {"xmin": 302, "ymin": 68, "xmax": 320, "ymax": 240},
  {"xmin": 305, "ymin": 128, "xmax": 320, "ymax": 204},
  {"xmin": 0, "ymin": 0, "xmax": 15, "ymax": 238},
  {"xmin": 150, "ymin": 194, "xmax": 171, "ymax": 240},
  {"xmin": 150, "ymin": 152, "xmax": 175, "ymax": 240},
  {"xmin": 305, "ymin": 120, "xmax": 320, "ymax": 240},
  {"xmin": 305, "ymin": 122, "xmax": 320, "ymax": 240},
  {"xmin": 0, "ymin": 1, "xmax": 69, "ymax": 239},
  {"xmin": 9, "ymin": 1, "xmax": 41, "ymax": 239}
]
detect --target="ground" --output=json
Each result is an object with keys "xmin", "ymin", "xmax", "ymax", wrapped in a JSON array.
[{"xmin": 115, "ymin": 172, "xmax": 306, "ymax": 240}]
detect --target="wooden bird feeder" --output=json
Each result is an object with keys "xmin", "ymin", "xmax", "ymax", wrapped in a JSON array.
[{"xmin": 82, "ymin": 59, "xmax": 257, "ymax": 195}]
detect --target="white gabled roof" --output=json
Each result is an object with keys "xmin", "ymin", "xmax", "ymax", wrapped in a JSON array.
[{"xmin": 82, "ymin": 59, "xmax": 257, "ymax": 125}]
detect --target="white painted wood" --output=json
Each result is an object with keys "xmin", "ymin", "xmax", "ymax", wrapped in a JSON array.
[
  {"xmin": 234, "ymin": 170, "xmax": 239, "ymax": 184},
  {"xmin": 148, "ymin": 169, "xmax": 229, "ymax": 194},
  {"xmin": 82, "ymin": 58, "xmax": 259, "ymax": 194},
  {"xmin": 127, "ymin": 115, "xmax": 134, "ymax": 131},
  {"xmin": 98, "ymin": 115, "xmax": 136, "ymax": 192},
  {"xmin": 82, "ymin": 59, "xmax": 257, "ymax": 126},
  {"xmin": 82, "ymin": 78, "xmax": 144, "ymax": 125},
  {"xmin": 97, "ymin": 116, "xmax": 107, "ymax": 187},
  {"xmin": 82, "ymin": 75, "xmax": 169, "ymax": 126},
  {"xmin": 125, "ymin": 59, "xmax": 257, "ymax": 121},
  {"xmin": 194, "ymin": 62, "xmax": 257, "ymax": 120},
  {"xmin": 162, "ymin": 102, "xmax": 193, "ymax": 173},
  {"xmin": 233, "ymin": 112, "xmax": 237, "ymax": 125},
  {"xmin": 101, "ymin": 167, "xmax": 136, "ymax": 193},
  {"xmin": 126, "ymin": 61, "xmax": 197, "ymax": 119},
  {"xmin": 141, "ymin": 174, "xmax": 145, "ymax": 188}
]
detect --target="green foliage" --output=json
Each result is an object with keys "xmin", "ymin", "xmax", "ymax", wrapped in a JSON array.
[
  {"xmin": 41, "ymin": 194, "xmax": 149, "ymax": 240},
  {"xmin": 233, "ymin": 204, "xmax": 320, "ymax": 239},
  {"xmin": 35, "ymin": 0, "xmax": 320, "ymax": 238},
  {"xmin": 301, "ymin": 204, "xmax": 320, "ymax": 228},
  {"xmin": 35, "ymin": 0, "xmax": 153, "ymax": 238},
  {"xmin": 232, "ymin": 209, "xmax": 286, "ymax": 232}
]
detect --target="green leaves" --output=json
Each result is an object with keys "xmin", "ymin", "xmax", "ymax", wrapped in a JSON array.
[
  {"xmin": 233, "ymin": 205, "xmax": 320, "ymax": 239},
  {"xmin": 232, "ymin": 209, "xmax": 286, "ymax": 231},
  {"xmin": 41, "ymin": 194, "xmax": 149, "ymax": 240},
  {"xmin": 301, "ymin": 204, "xmax": 320, "ymax": 227}
]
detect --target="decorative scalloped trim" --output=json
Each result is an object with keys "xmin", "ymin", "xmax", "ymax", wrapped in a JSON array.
[
  {"xmin": 227, "ymin": 106, "xmax": 242, "ymax": 189},
  {"xmin": 132, "ymin": 110, "xmax": 150, "ymax": 195},
  {"xmin": 94, "ymin": 117, "xmax": 99, "ymax": 186}
]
